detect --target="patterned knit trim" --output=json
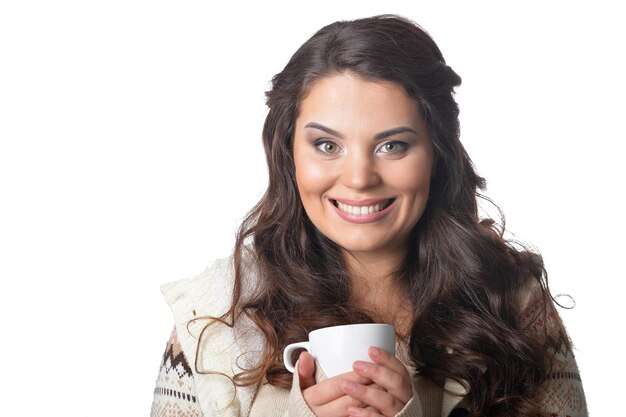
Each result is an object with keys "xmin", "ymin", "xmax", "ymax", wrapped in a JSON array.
[
  {"xmin": 160, "ymin": 329, "xmax": 194, "ymax": 378},
  {"xmin": 154, "ymin": 386, "xmax": 198, "ymax": 403},
  {"xmin": 547, "ymin": 371, "xmax": 582, "ymax": 382},
  {"xmin": 150, "ymin": 328, "xmax": 204, "ymax": 417}
]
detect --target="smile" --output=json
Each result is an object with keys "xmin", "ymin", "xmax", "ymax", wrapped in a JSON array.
[
  {"xmin": 331, "ymin": 198, "xmax": 395, "ymax": 215},
  {"xmin": 329, "ymin": 198, "xmax": 396, "ymax": 224}
]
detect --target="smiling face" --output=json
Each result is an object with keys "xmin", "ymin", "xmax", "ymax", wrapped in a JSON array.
[{"xmin": 293, "ymin": 73, "xmax": 435, "ymax": 261}]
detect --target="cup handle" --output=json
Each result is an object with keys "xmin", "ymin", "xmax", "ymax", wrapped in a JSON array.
[{"xmin": 283, "ymin": 341, "xmax": 311, "ymax": 373}]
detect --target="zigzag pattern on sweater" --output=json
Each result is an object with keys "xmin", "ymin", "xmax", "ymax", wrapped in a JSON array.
[
  {"xmin": 151, "ymin": 328, "xmax": 204, "ymax": 417},
  {"xmin": 161, "ymin": 336, "xmax": 194, "ymax": 379}
]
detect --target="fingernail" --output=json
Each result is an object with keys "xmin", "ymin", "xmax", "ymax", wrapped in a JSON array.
[
  {"xmin": 348, "ymin": 406, "xmax": 363, "ymax": 416},
  {"xmin": 370, "ymin": 347, "xmax": 382, "ymax": 357},
  {"xmin": 343, "ymin": 381, "xmax": 356, "ymax": 392},
  {"xmin": 353, "ymin": 361, "xmax": 369, "ymax": 372}
]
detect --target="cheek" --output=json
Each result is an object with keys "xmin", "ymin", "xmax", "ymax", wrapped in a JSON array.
[
  {"xmin": 386, "ymin": 160, "xmax": 433, "ymax": 196},
  {"xmin": 294, "ymin": 157, "xmax": 333, "ymax": 200}
]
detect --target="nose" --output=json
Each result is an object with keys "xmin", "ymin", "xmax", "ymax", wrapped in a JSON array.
[{"xmin": 340, "ymin": 152, "xmax": 381, "ymax": 190}]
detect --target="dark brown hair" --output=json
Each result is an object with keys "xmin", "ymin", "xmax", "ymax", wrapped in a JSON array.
[{"xmin": 207, "ymin": 14, "xmax": 569, "ymax": 417}]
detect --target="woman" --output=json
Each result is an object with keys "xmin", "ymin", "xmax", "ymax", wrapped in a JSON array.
[{"xmin": 151, "ymin": 15, "xmax": 587, "ymax": 417}]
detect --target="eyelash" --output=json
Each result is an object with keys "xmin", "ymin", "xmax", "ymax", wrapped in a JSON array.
[
  {"xmin": 313, "ymin": 140, "xmax": 409, "ymax": 155},
  {"xmin": 314, "ymin": 140, "xmax": 341, "ymax": 155},
  {"xmin": 378, "ymin": 141, "xmax": 409, "ymax": 154}
]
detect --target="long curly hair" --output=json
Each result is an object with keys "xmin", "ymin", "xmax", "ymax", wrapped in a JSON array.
[{"xmin": 211, "ymin": 14, "xmax": 568, "ymax": 417}]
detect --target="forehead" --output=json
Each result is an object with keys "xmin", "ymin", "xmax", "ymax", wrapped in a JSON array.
[{"xmin": 296, "ymin": 73, "xmax": 422, "ymax": 130}]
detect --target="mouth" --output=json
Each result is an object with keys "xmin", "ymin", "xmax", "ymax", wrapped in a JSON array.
[{"xmin": 330, "ymin": 198, "xmax": 395, "ymax": 215}]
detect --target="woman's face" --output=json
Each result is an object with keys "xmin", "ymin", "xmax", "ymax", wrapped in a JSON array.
[{"xmin": 293, "ymin": 73, "xmax": 435, "ymax": 259}]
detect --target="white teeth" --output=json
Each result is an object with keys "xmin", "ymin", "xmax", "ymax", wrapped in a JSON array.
[{"xmin": 336, "ymin": 201, "xmax": 388, "ymax": 215}]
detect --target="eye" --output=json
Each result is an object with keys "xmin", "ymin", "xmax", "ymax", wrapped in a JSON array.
[
  {"xmin": 315, "ymin": 140, "xmax": 341, "ymax": 154},
  {"xmin": 378, "ymin": 141, "xmax": 408, "ymax": 154}
]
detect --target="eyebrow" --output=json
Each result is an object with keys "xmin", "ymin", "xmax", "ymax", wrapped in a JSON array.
[{"xmin": 304, "ymin": 122, "xmax": 417, "ymax": 141}]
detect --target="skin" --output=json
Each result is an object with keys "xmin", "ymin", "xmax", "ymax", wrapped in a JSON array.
[
  {"xmin": 292, "ymin": 73, "xmax": 435, "ymax": 416},
  {"xmin": 298, "ymin": 348, "xmax": 413, "ymax": 417},
  {"xmin": 293, "ymin": 73, "xmax": 434, "ymax": 284}
]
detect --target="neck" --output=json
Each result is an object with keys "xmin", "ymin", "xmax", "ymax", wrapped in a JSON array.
[
  {"xmin": 342, "ymin": 237, "xmax": 408, "ymax": 280},
  {"xmin": 342, "ymin": 246, "xmax": 412, "ymax": 336},
  {"xmin": 342, "ymin": 247, "xmax": 406, "ymax": 285}
]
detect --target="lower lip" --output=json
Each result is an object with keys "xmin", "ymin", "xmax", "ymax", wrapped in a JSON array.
[{"xmin": 330, "ymin": 200, "xmax": 395, "ymax": 224}]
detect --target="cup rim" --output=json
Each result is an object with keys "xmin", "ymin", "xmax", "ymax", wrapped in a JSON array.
[{"xmin": 309, "ymin": 323, "xmax": 394, "ymax": 337}]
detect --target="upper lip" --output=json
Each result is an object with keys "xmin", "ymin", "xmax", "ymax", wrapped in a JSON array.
[{"xmin": 330, "ymin": 197, "xmax": 395, "ymax": 206}]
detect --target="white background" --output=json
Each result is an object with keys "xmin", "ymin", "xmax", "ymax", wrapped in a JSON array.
[{"xmin": 1, "ymin": 1, "xmax": 623, "ymax": 415}]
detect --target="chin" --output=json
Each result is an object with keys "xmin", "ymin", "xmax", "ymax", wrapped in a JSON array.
[{"xmin": 332, "ymin": 239, "xmax": 394, "ymax": 255}]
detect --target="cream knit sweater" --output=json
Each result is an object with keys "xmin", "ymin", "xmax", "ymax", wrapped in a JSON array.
[{"xmin": 150, "ymin": 257, "xmax": 587, "ymax": 417}]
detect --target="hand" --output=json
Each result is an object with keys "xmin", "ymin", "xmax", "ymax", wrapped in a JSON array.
[
  {"xmin": 298, "ymin": 351, "xmax": 379, "ymax": 417},
  {"xmin": 342, "ymin": 347, "xmax": 413, "ymax": 417}
]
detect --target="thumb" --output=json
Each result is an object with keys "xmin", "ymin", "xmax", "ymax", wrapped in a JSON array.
[{"xmin": 297, "ymin": 351, "xmax": 316, "ymax": 390}]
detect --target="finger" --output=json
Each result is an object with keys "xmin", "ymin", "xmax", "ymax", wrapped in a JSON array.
[
  {"xmin": 303, "ymin": 371, "xmax": 374, "ymax": 406},
  {"xmin": 311, "ymin": 394, "xmax": 369, "ymax": 417},
  {"xmin": 347, "ymin": 405, "xmax": 384, "ymax": 417},
  {"xmin": 297, "ymin": 352, "xmax": 316, "ymax": 390},
  {"xmin": 350, "ymin": 348, "xmax": 412, "ymax": 403},
  {"xmin": 352, "ymin": 360, "xmax": 410, "ymax": 402},
  {"xmin": 368, "ymin": 347, "xmax": 409, "ymax": 376},
  {"xmin": 366, "ymin": 406, "xmax": 383, "ymax": 414},
  {"xmin": 341, "ymin": 381, "xmax": 405, "ymax": 417}
]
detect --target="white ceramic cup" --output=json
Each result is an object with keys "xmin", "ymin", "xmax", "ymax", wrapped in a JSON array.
[{"xmin": 283, "ymin": 323, "xmax": 395, "ymax": 378}]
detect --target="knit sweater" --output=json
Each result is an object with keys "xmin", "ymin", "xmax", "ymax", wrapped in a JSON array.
[{"xmin": 150, "ymin": 257, "xmax": 587, "ymax": 417}]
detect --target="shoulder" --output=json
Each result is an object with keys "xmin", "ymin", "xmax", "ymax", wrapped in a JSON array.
[
  {"xmin": 516, "ymin": 278, "xmax": 589, "ymax": 416},
  {"xmin": 157, "ymin": 249, "xmax": 264, "ymax": 416},
  {"xmin": 160, "ymin": 248, "xmax": 260, "ymax": 324},
  {"xmin": 160, "ymin": 256, "xmax": 235, "ymax": 322},
  {"xmin": 516, "ymin": 276, "xmax": 570, "ymax": 349}
]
